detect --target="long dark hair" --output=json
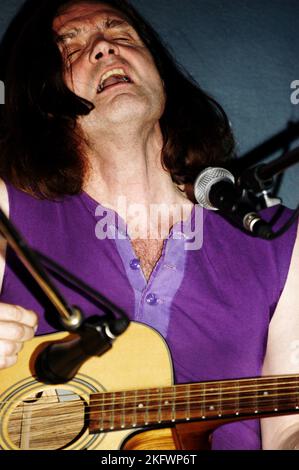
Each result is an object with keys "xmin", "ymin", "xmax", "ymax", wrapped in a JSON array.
[{"xmin": 0, "ymin": 0, "xmax": 235, "ymax": 200}]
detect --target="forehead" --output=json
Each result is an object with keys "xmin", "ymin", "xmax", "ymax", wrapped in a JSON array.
[{"xmin": 53, "ymin": 2, "xmax": 129, "ymax": 33}]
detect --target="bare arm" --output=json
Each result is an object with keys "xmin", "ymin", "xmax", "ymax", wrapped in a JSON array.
[
  {"xmin": 261, "ymin": 221, "xmax": 299, "ymax": 449},
  {"xmin": 0, "ymin": 177, "xmax": 9, "ymax": 290},
  {"xmin": 0, "ymin": 179, "xmax": 38, "ymax": 370}
]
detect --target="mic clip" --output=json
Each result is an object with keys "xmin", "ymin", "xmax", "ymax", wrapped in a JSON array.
[
  {"xmin": 239, "ymin": 164, "xmax": 273, "ymax": 194},
  {"xmin": 35, "ymin": 314, "xmax": 129, "ymax": 384},
  {"xmin": 238, "ymin": 164, "xmax": 282, "ymax": 209}
]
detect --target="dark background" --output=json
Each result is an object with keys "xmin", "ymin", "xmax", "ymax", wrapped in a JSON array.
[{"xmin": 1, "ymin": 0, "xmax": 298, "ymax": 208}]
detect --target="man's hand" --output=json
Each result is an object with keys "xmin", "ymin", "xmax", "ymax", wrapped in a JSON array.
[{"xmin": 0, "ymin": 304, "xmax": 38, "ymax": 369}]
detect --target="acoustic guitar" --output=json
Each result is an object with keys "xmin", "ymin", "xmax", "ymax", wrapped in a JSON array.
[{"xmin": 0, "ymin": 322, "xmax": 298, "ymax": 450}]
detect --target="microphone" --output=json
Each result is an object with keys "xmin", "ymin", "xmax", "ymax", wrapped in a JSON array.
[
  {"xmin": 194, "ymin": 167, "xmax": 274, "ymax": 239},
  {"xmin": 35, "ymin": 316, "xmax": 129, "ymax": 384}
]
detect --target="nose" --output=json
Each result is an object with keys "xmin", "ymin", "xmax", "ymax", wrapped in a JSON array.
[{"xmin": 90, "ymin": 37, "xmax": 120, "ymax": 63}]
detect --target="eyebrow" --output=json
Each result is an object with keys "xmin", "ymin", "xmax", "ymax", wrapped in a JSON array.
[
  {"xmin": 105, "ymin": 18, "xmax": 129, "ymax": 29},
  {"xmin": 56, "ymin": 17, "xmax": 131, "ymax": 42}
]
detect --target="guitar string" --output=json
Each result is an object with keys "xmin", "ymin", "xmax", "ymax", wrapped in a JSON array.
[
  {"xmin": 1, "ymin": 381, "xmax": 299, "ymax": 414},
  {"xmin": 7, "ymin": 391, "xmax": 299, "ymax": 419},
  {"xmin": 86, "ymin": 378, "xmax": 299, "ymax": 406},
  {"xmin": 6, "ymin": 390, "xmax": 299, "ymax": 429},
  {"xmin": 0, "ymin": 377, "xmax": 298, "ymax": 407},
  {"xmin": 7, "ymin": 399, "xmax": 299, "ymax": 439}
]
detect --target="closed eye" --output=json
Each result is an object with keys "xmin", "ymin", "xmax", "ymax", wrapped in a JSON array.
[
  {"xmin": 114, "ymin": 35, "xmax": 134, "ymax": 42},
  {"xmin": 67, "ymin": 49, "xmax": 81, "ymax": 58}
]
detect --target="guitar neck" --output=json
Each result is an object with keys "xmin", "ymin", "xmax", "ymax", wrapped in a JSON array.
[{"xmin": 89, "ymin": 374, "xmax": 299, "ymax": 433}]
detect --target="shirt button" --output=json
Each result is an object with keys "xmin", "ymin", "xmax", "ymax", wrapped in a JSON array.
[
  {"xmin": 145, "ymin": 293, "xmax": 158, "ymax": 306},
  {"xmin": 130, "ymin": 258, "xmax": 141, "ymax": 270}
]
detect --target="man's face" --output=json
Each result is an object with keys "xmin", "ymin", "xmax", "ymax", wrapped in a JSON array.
[{"xmin": 53, "ymin": 2, "xmax": 166, "ymax": 127}]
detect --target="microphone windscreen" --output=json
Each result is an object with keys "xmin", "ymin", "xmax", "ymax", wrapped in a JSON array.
[{"xmin": 194, "ymin": 167, "xmax": 235, "ymax": 210}]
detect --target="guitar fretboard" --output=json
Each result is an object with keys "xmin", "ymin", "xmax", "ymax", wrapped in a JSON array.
[{"xmin": 89, "ymin": 374, "xmax": 299, "ymax": 433}]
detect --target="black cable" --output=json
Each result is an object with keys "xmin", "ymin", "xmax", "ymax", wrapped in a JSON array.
[
  {"xmin": 35, "ymin": 250, "xmax": 129, "ymax": 323},
  {"xmin": 267, "ymin": 205, "xmax": 299, "ymax": 240}
]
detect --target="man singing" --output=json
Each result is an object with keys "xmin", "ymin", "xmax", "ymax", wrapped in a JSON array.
[{"xmin": 0, "ymin": 0, "xmax": 298, "ymax": 450}]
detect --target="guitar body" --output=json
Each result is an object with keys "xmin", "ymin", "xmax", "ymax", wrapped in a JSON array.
[
  {"xmin": 3, "ymin": 320, "xmax": 295, "ymax": 451},
  {"xmin": 0, "ymin": 322, "xmax": 177, "ymax": 450}
]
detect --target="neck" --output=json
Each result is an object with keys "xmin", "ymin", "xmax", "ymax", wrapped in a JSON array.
[
  {"xmin": 89, "ymin": 374, "xmax": 299, "ymax": 434},
  {"xmin": 82, "ymin": 121, "xmax": 192, "ymax": 233}
]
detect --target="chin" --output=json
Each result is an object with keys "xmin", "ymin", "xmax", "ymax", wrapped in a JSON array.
[{"xmin": 101, "ymin": 95, "xmax": 159, "ymax": 125}]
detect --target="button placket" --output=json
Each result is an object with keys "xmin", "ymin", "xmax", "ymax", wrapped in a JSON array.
[{"xmin": 145, "ymin": 293, "xmax": 158, "ymax": 306}]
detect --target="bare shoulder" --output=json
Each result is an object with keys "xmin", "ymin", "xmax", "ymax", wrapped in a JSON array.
[
  {"xmin": 0, "ymin": 178, "xmax": 9, "ymax": 293},
  {"xmin": 0, "ymin": 177, "xmax": 9, "ymax": 216},
  {"xmin": 262, "ymin": 220, "xmax": 299, "ymax": 372},
  {"xmin": 261, "ymin": 220, "xmax": 299, "ymax": 449}
]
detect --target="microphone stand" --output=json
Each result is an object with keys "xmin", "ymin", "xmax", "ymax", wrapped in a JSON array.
[
  {"xmin": 239, "ymin": 145, "xmax": 299, "ymax": 196},
  {"xmin": 0, "ymin": 208, "xmax": 130, "ymax": 384},
  {"xmin": 233, "ymin": 120, "xmax": 299, "ymax": 173},
  {"xmin": 235, "ymin": 147, "xmax": 299, "ymax": 238}
]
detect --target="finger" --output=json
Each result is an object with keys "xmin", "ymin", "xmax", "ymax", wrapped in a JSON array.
[
  {"xmin": 0, "ymin": 339, "xmax": 23, "ymax": 356},
  {"xmin": 0, "ymin": 321, "xmax": 35, "ymax": 342},
  {"xmin": 0, "ymin": 304, "xmax": 38, "ymax": 328},
  {"xmin": 0, "ymin": 354, "xmax": 18, "ymax": 370}
]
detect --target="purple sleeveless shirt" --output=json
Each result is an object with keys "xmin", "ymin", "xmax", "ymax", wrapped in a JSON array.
[{"xmin": 0, "ymin": 182, "xmax": 297, "ymax": 450}]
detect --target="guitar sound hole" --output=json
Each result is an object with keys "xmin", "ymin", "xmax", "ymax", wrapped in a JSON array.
[{"xmin": 8, "ymin": 388, "xmax": 86, "ymax": 450}]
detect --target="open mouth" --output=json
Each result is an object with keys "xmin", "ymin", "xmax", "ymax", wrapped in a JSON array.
[{"xmin": 97, "ymin": 68, "xmax": 133, "ymax": 94}]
